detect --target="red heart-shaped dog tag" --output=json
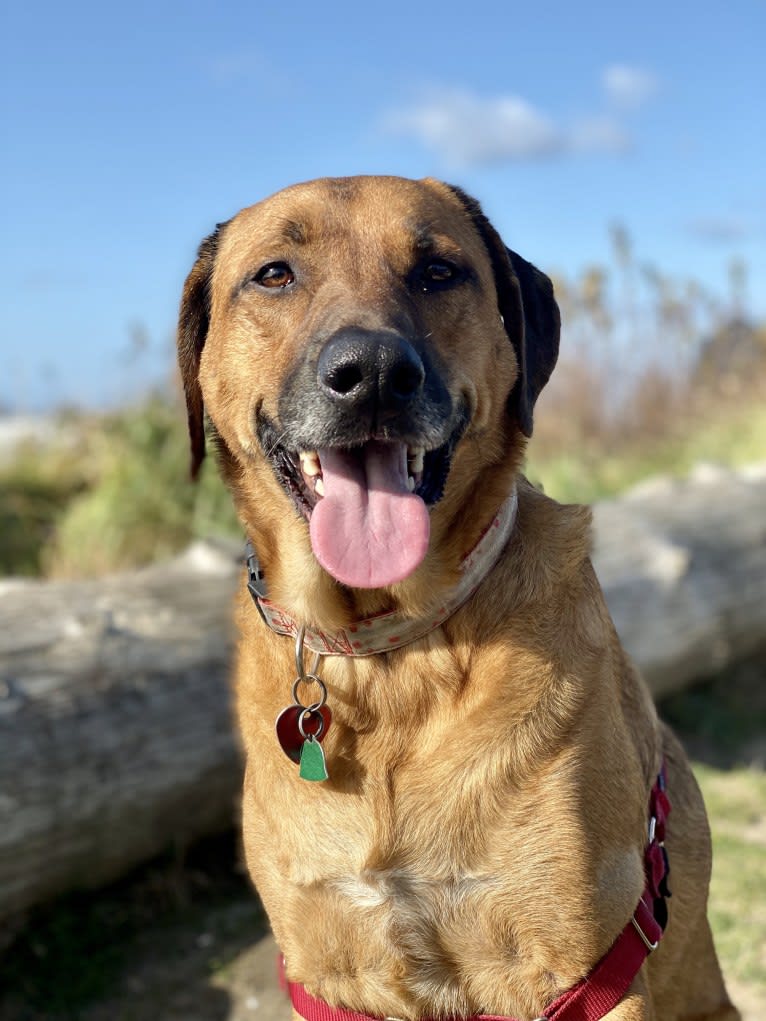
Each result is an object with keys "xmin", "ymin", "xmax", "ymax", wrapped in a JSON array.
[{"xmin": 275, "ymin": 704, "xmax": 332, "ymax": 764}]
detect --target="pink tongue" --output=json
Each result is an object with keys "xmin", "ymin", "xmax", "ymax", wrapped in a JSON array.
[{"xmin": 309, "ymin": 442, "xmax": 430, "ymax": 589}]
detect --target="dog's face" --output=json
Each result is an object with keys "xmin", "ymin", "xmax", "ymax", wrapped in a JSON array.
[{"xmin": 178, "ymin": 176, "xmax": 559, "ymax": 599}]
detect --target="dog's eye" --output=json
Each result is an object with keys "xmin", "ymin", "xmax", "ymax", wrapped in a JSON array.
[
  {"xmin": 420, "ymin": 259, "xmax": 459, "ymax": 291},
  {"xmin": 253, "ymin": 262, "xmax": 295, "ymax": 289}
]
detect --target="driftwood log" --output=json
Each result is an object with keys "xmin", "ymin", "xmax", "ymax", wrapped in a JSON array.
[
  {"xmin": 1, "ymin": 463, "xmax": 765, "ymax": 921},
  {"xmin": 0, "ymin": 541, "xmax": 243, "ymax": 925},
  {"xmin": 592, "ymin": 462, "xmax": 766, "ymax": 697}
]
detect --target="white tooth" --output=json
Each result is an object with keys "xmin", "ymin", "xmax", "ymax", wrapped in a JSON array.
[
  {"xmin": 409, "ymin": 448, "xmax": 424, "ymax": 474},
  {"xmin": 300, "ymin": 451, "xmax": 321, "ymax": 477},
  {"xmin": 314, "ymin": 477, "xmax": 325, "ymax": 497},
  {"xmin": 407, "ymin": 476, "xmax": 416, "ymax": 491}
]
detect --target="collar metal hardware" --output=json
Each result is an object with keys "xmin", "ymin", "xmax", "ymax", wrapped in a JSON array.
[{"xmin": 274, "ymin": 626, "xmax": 332, "ymax": 781}]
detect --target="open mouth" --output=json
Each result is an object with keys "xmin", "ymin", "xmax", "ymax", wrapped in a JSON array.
[
  {"xmin": 263, "ymin": 433, "xmax": 461, "ymax": 589},
  {"xmin": 284, "ymin": 443, "xmax": 448, "ymax": 511}
]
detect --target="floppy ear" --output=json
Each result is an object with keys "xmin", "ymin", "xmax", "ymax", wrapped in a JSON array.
[
  {"xmin": 176, "ymin": 222, "xmax": 228, "ymax": 479},
  {"xmin": 445, "ymin": 185, "xmax": 560, "ymax": 436}
]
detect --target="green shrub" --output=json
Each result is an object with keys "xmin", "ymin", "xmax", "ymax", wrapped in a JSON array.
[
  {"xmin": 0, "ymin": 442, "xmax": 87, "ymax": 576},
  {"xmin": 527, "ymin": 400, "xmax": 766, "ymax": 504},
  {"xmin": 45, "ymin": 397, "xmax": 240, "ymax": 577}
]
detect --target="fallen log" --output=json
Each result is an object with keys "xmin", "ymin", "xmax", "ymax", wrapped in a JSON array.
[
  {"xmin": 1, "ymin": 463, "xmax": 764, "ymax": 920},
  {"xmin": 592, "ymin": 462, "xmax": 766, "ymax": 697},
  {"xmin": 0, "ymin": 541, "xmax": 243, "ymax": 924}
]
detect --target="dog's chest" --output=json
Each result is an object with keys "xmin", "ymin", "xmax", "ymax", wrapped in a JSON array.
[{"xmin": 255, "ymin": 750, "xmax": 638, "ymax": 1018}]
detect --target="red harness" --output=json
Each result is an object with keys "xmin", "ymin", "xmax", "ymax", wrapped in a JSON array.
[{"xmin": 281, "ymin": 767, "xmax": 671, "ymax": 1021}]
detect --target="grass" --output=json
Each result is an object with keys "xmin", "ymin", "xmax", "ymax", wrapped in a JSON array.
[
  {"xmin": 658, "ymin": 662, "xmax": 766, "ymax": 1008},
  {"xmin": 0, "ymin": 440, "xmax": 87, "ymax": 576},
  {"xmin": 525, "ymin": 335, "xmax": 766, "ymax": 505},
  {"xmin": 696, "ymin": 765, "xmax": 766, "ymax": 998},
  {"xmin": 0, "ymin": 835, "xmax": 267, "ymax": 1021},
  {"xmin": 46, "ymin": 405, "xmax": 239, "ymax": 578},
  {"xmin": 527, "ymin": 399, "xmax": 766, "ymax": 504},
  {"xmin": 0, "ymin": 396, "xmax": 240, "ymax": 578}
]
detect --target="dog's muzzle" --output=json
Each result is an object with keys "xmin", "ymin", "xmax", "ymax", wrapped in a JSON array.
[{"xmin": 258, "ymin": 326, "xmax": 466, "ymax": 590}]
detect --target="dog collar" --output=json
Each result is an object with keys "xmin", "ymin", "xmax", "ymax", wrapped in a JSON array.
[
  {"xmin": 281, "ymin": 766, "xmax": 671, "ymax": 1021},
  {"xmin": 246, "ymin": 487, "xmax": 518, "ymax": 657}
]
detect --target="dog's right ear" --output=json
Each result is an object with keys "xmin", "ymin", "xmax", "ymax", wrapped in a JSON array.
[
  {"xmin": 176, "ymin": 222, "xmax": 228, "ymax": 479},
  {"xmin": 442, "ymin": 184, "xmax": 560, "ymax": 437}
]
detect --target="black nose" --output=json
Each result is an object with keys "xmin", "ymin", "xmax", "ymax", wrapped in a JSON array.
[{"xmin": 317, "ymin": 328, "xmax": 425, "ymax": 418}]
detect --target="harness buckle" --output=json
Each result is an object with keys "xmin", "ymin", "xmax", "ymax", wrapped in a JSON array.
[
  {"xmin": 245, "ymin": 540, "xmax": 268, "ymax": 600},
  {"xmin": 631, "ymin": 906, "xmax": 660, "ymax": 952},
  {"xmin": 245, "ymin": 540, "xmax": 273, "ymax": 630}
]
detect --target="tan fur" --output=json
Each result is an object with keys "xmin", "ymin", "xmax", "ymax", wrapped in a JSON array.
[{"xmin": 178, "ymin": 176, "xmax": 739, "ymax": 1020}]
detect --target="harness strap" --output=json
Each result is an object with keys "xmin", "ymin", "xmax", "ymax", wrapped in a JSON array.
[{"xmin": 282, "ymin": 766, "xmax": 670, "ymax": 1021}]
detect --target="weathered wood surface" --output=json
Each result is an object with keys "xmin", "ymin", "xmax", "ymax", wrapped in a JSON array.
[
  {"xmin": 1, "ymin": 463, "xmax": 764, "ymax": 920},
  {"xmin": 592, "ymin": 462, "xmax": 766, "ymax": 697},
  {"xmin": 0, "ymin": 542, "xmax": 243, "ymax": 924}
]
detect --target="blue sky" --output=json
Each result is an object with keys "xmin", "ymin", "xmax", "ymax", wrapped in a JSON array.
[{"xmin": 2, "ymin": 0, "xmax": 764, "ymax": 409}]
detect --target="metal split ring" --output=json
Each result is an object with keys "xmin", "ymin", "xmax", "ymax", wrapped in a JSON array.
[
  {"xmin": 297, "ymin": 707, "xmax": 326, "ymax": 741},
  {"xmin": 291, "ymin": 674, "xmax": 328, "ymax": 712}
]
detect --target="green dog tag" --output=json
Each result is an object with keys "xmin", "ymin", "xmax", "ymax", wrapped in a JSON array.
[{"xmin": 299, "ymin": 736, "xmax": 329, "ymax": 782}]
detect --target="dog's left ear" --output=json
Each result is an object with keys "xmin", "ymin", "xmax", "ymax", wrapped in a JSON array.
[
  {"xmin": 445, "ymin": 185, "xmax": 560, "ymax": 436},
  {"xmin": 176, "ymin": 221, "xmax": 228, "ymax": 479}
]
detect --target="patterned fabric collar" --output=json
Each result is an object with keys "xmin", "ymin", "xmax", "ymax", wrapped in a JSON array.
[{"xmin": 246, "ymin": 487, "xmax": 518, "ymax": 657}]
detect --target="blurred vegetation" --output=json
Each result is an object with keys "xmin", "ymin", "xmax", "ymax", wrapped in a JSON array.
[
  {"xmin": 528, "ymin": 228, "xmax": 766, "ymax": 501},
  {"xmin": 700, "ymin": 763, "xmax": 766, "ymax": 999},
  {"xmin": 0, "ymin": 432, "xmax": 87, "ymax": 576},
  {"xmin": 47, "ymin": 396, "xmax": 239, "ymax": 578},
  {"xmin": 1, "ymin": 229, "xmax": 764, "ymax": 579},
  {"xmin": 0, "ymin": 396, "xmax": 239, "ymax": 578},
  {"xmin": 661, "ymin": 661, "xmax": 766, "ymax": 1008}
]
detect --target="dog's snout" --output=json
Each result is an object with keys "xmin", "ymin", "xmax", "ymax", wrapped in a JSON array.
[{"xmin": 317, "ymin": 329, "xmax": 425, "ymax": 417}]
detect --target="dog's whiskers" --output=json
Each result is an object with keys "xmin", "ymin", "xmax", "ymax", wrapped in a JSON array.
[{"xmin": 265, "ymin": 431, "xmax": 290, "ymax": 459}]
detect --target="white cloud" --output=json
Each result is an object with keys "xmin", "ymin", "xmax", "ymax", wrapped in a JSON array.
[
  {"xmin": 384, "ymin": 89, "xmax": 635, "ymax": 167},
  {"xmin": 384, "ymin": 90, "xmax": 563, "ymax": 165},
  {"xmin": 570, "ymin": 116, "xmax": 632, "ymax": 154},
  {"xmin": 602, "ymin": 65, "xmax": 659, "ymax": 109}
]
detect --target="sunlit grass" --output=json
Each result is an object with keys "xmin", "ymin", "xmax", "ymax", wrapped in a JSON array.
[
  {"xmin": 695, "ymin": 765, "xmax": 766, "ymax": 996},
  {"xmin": 0, "ymin": 397, "xmax": 239, "ymax": 578},
  {"xmin": 0, "ymin": 438, "xmax": 87, "ymax": 576},
  {"xmin": 527, "ymin": 382, "xmax": 766, "ymax": 505}
]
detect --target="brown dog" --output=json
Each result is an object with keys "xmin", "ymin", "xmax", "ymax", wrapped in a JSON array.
[{"xmin": 177, "ymin": 176, "xmax": 738, "ymax": 1021}]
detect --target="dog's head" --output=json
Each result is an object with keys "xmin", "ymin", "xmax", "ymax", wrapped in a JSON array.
[{"xmin": 177, "ymin": 177, "xmax": 558, "ymax": 605}]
